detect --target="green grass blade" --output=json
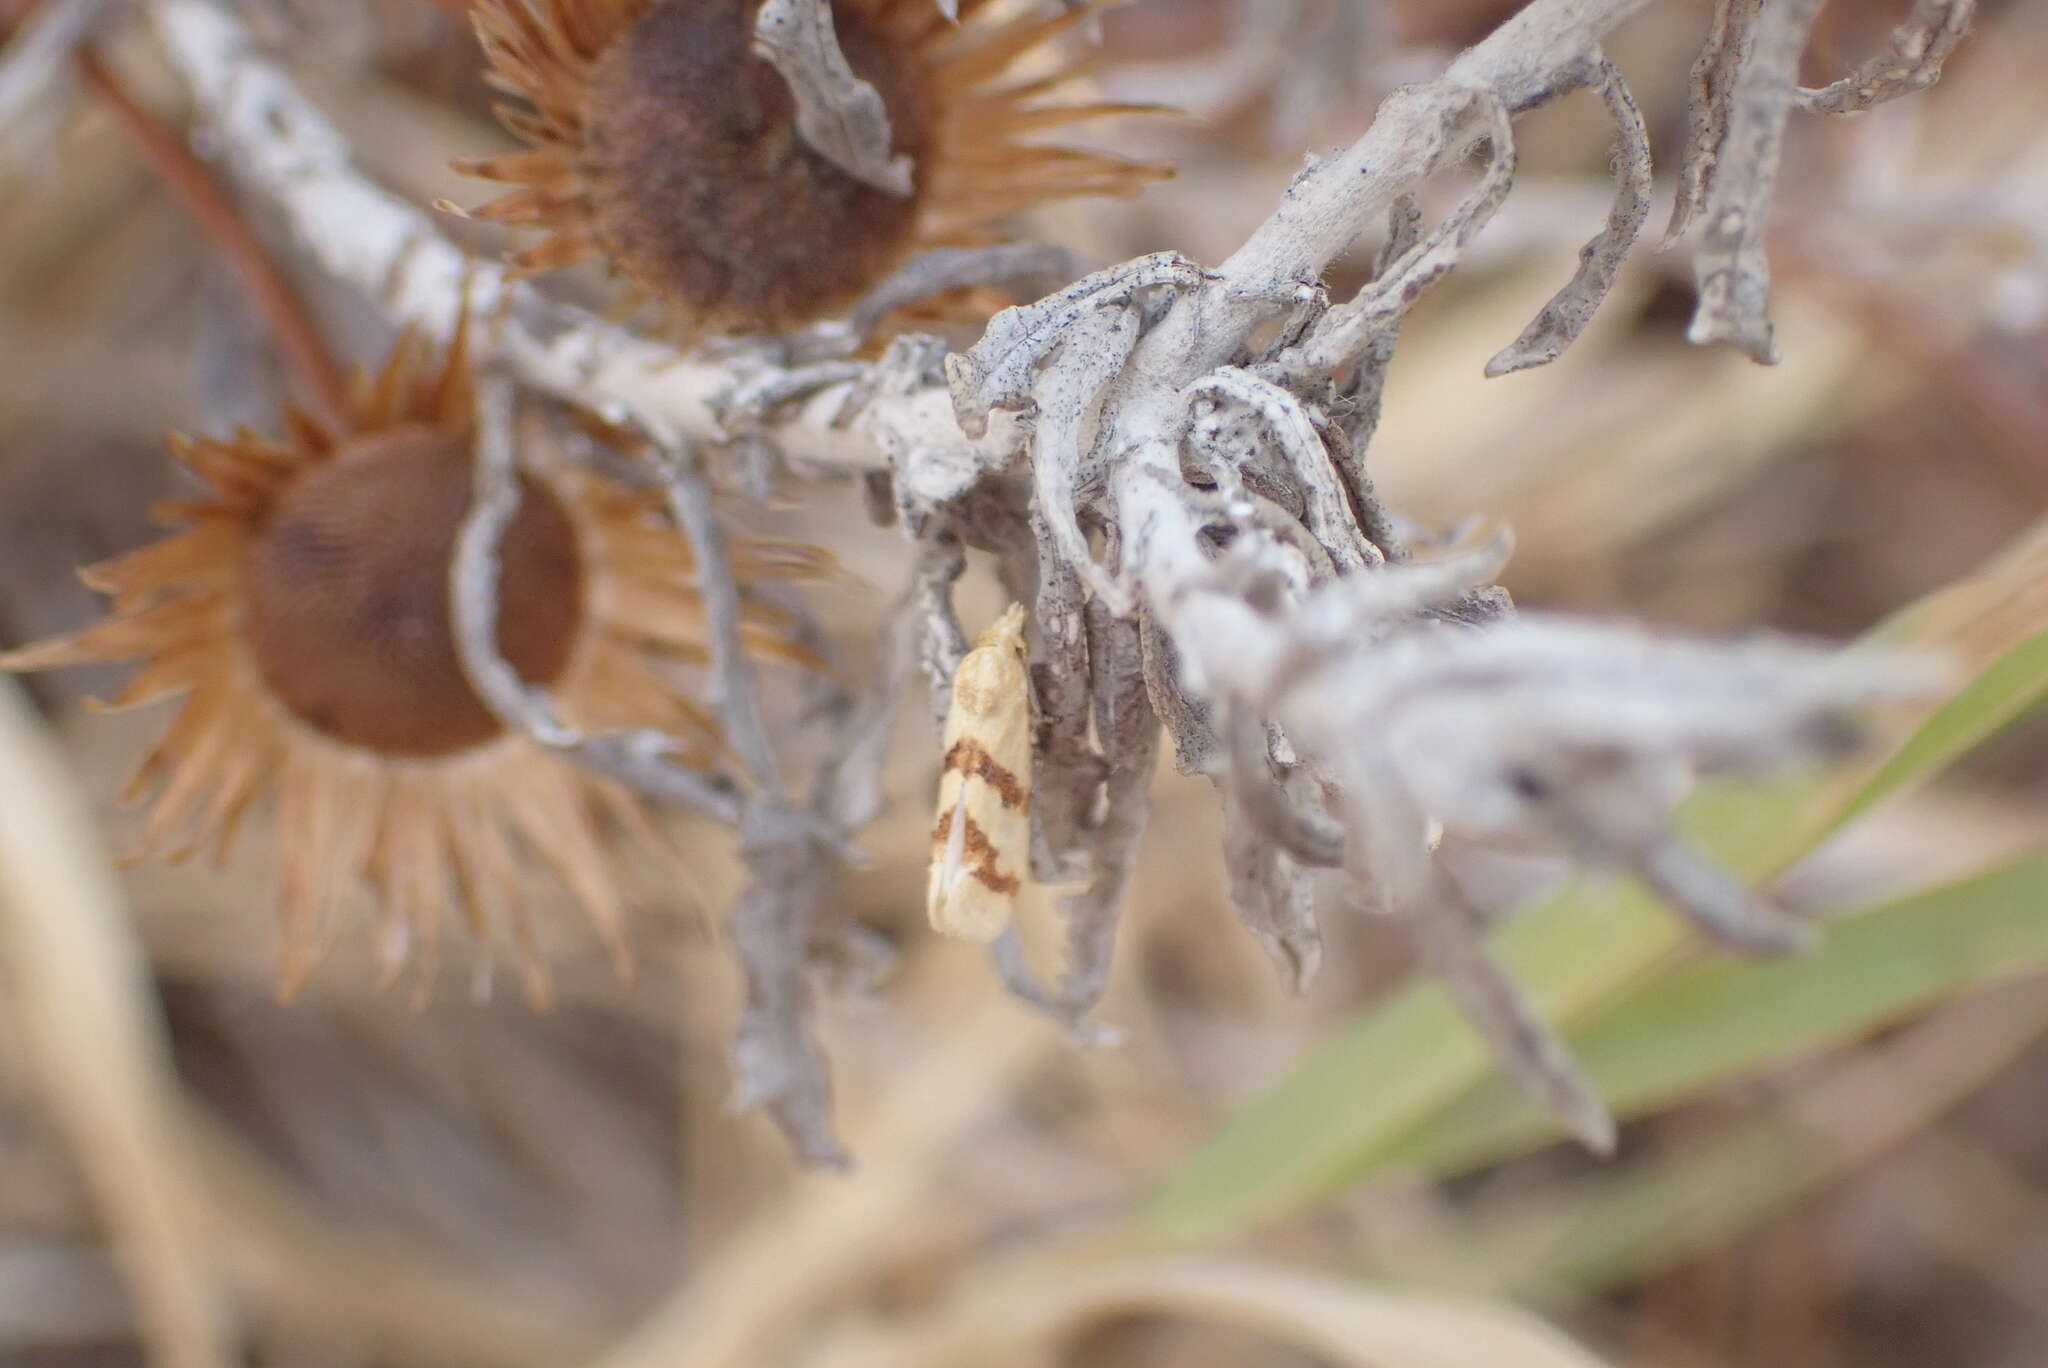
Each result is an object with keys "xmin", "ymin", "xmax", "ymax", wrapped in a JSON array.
[
  {"xmin": 1835, "ymin": 626, "xmax": 2048, "ymax": 826},
  {"xmin": 1143, "ymin": 881, "xmax": 1673, "ymax": 1244},
  {"xmin": 1386, "ymin": 982, "xmax": 2048, "ymax": 1303},
  {"xmin": 1373, "ymin": 855, "xmax": 2048, "ymax": 1178}
]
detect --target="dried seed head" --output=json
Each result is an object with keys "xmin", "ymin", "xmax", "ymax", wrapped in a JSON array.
[
  {"xmin": 583, "ymin": 0, "xmax": 933, "ymax": 330},
  {"xmin": 243, "ymin": 424, "xmax": 583, "ymax": 756},
  {"xmin": 1, "ymin": 326, "xmax": 831, "ymax": 1001},
  {"xmin": 463, "ymin": 0, "xmax": 1171, "ymax": 335}
]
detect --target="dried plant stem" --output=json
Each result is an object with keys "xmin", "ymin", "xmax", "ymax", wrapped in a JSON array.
[
  {"xmin": 1664, "ymin": 0, "xmax": 1757, "ymax": 246},
  {"xmin": 754, "ymin": 0, "xmax": 913, "ymax": 196},
  {"xmin": 75, "ymin": 46, "xmax": 349, "ymax": 426},
  {"xmin": 449, "ymin": 381, "xmax": 887, "ymax": 1158},
  {"xmin": 1487, "ymin": 53, "xmax": 1652, "ymax": 375},
  {"xmin": 0, "ymin": 679, "xmax": 233, "ymax": 1368},
  {"xmin": 649, "ymin": 439, "xmax": 785, "ymax": 795},
  {"xmin": 1797, "ymin": 0, "xmax": 1975, "ymax": 114},
  {"xmin": 1684, "ymin": 0, "xmax": 1823, "ymax": 363},
  {"xmin": 643, "ymin": 439, "xmax": 890, "ymax": 1163},
  {"xmin": 829, "ymin": 243, "xmax": 1082, "ymax": 354},
  {"xmin": 449, "ymin": 374, "xmax": 745, "ymax": 829}
]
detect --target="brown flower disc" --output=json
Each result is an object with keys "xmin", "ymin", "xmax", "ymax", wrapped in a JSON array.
[
  {"xmin": 243, "ymin": 425, "xmax": 583, "ymax": 756},
  {"xmin": 580, "ymin": 0, "xmax": 934, "ymax": 332}
]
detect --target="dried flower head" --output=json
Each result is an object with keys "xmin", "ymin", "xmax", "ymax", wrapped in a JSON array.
[
  {"xmin": 460, "ymin": 0, "xmax": 1169, "ymax": 333},
  {"xmin": 1, "ymin": 327, "xmax": 823, "ymax": 1004}
]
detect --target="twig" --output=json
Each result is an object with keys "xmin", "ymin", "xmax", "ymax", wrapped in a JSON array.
[
  {"xmin": 449, "ymin": 374, "xmax": 746, "ymax": 826},
  {"xmin": 1029, "ymin": 300, "xmax": 1145, "ymax": 613},
  {"xmin": 1186, "ymin": 368, "xmax": 1383, "ymax": 574},
  {"xmin": 754, "ymin": 0, "xmax": 912, "ymax": 196},
  {"xmin": 1216, "ymin": 768, "xmax": 1326, "ymax": 992},
  {"xmin": 1401, "ymin": 863, "xmax": 1616, "ymax": 1155},
  {"xmin": 720, "ymin": 538, "xmax": 955, "ymax": 1161},
  {"xmin": 637, "ymin": 429, "xmax": 892, "ymax": 1162},
  {"xmin": 1684, "ymin": 0, "xmax": 1824, "ymax": 364},
  {"xmin": 1486, "ymin": 53, "xmax": 1652, "ymax": 375},
  {"xmin": 1325, "ymin": 196, "xmax": 1421, "ymax": 534},
  {"xmin": 1176, "ymin": 0, "xmax": 1657, "ymax": 347},
  {"xmin": 1269, "ymin": 89, "xmax": 1518, "ymax": 386},
  {"xmin": 726, "ymin": 809, "xmax": 848, "ymax": 1167},
  {"xmin": 647, "ymin": 438, "xmax": 784, "ymax": 795},
  {"xmin": 808, "ymin": 242, "xmax": 1083, "ymax": 357},
  {"xmin": 1663, "ymin": 0, "xmax": 1757, "ymax": 247},
  {"xmin": 1222, "ymin": 702, "xmax": 1344, "ymax": 870},
  {"xmin": 1797, "ymin": 0, "xmax": 1974, "ymax": 115},
  {"xmin": 452, "ymin": 375, "xmax": 577, "ymax": 747},
  {"xmin": 713, "ymin": 360, "xmax": 871, "ymax": 434}
]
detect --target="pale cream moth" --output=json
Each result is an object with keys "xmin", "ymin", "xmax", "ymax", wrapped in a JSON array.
[{"xmin": 928, "ymin": 603, "xmax": 1032, "ymax": 942}]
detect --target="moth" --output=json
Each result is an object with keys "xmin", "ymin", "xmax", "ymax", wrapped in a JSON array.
[{"xmin": 928, "ymin": 603, "xmax": 1032, "ymax": 942}]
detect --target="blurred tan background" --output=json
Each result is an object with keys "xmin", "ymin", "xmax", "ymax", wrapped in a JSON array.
[{"xmin": 2, "ymin": 1, "xmax": 2045, "ymax": 1365}]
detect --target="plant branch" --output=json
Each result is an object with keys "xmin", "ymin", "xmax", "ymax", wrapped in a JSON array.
[
  {"xmin": 449, "ymin": 374, "xmax": 746, "ymax": 830},
  {"xmin": 1682, "ymin": 0, "xmax": 1823, "ymax": 364},
  {"xmin": 754, "ymin": 0, "xmax": 913, "ymax": 196},
  {"xmin": 647, "ymin": 439, "xmax": 786, "ymax": 797},
  {"xmin": 150, "ymin": 0, "xmax": 1952, "ymax": 1159}
]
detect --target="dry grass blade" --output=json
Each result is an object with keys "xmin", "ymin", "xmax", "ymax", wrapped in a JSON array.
[
  {"xmin": 804, "ymin": 1253, "xmax": 1615, "ymax": 1368},
  {"xmin": 0, "ymin": 677, "xmax": 233, "ymax": 1368}
]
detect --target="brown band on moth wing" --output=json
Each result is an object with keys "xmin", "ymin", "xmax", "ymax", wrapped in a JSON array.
[
  {"xmin": 940, "ymin": 737, "xmax": 1029, "ymax": 811},
  {"xmin": 927, "ymin": 808, "xmax": 1023, "ymax": 896}
]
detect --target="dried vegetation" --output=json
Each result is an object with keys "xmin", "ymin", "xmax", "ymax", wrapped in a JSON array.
[{"xmin": 1, "ymin": 1, "xmax": 2046, "ymax": 1366}]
